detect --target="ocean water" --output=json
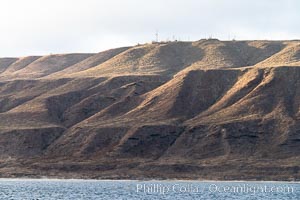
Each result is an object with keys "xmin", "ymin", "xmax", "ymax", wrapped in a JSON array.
[{"xmin": 0, "ymin": 179, "xmax": 298, "ymax": 200}]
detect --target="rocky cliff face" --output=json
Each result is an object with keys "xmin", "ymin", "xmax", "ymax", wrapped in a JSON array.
[{"xmin": 0, "ymin": 39, "xmax": 299, "ymax": 180}]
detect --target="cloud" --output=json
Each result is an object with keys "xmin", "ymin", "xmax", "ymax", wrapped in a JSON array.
[{"xmin": 0, "ymin": 0, "xmax": 299, "ymax": 57}]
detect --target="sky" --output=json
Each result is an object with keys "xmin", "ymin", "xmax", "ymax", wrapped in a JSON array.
[{"xmin": 0, "ymin": 0, "xmax": 300, "ymax": 57}]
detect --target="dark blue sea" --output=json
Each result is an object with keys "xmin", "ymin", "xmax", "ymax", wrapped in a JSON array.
[{"xmin": 0, "ymin": 179, "xmax": 298, "ymax": 199}]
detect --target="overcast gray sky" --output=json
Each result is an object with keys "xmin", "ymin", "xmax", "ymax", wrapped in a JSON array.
[{"xmin": 1, "ymin": 0, "xmax": 299, "ymax": 57}]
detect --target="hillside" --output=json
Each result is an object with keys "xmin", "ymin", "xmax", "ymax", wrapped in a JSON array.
[{"xmin": 0, "ymin": 39, "xmax": 299, "ymax": 181}]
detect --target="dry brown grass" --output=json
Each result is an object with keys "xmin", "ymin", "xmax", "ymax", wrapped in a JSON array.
[{"xmin": 0, "ymin": 40, "xmax": 300, "ymax": 180}]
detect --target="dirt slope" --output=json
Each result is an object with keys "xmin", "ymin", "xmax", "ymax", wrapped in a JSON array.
[{"xmin": 0, "ymin": 39, "xmax": 299, "ymax": 180}]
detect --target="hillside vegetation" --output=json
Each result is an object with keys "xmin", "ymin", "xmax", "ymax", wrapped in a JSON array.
[{"xmin": 0, "ymin": 39, "xmax": 299, "ymax": 180}]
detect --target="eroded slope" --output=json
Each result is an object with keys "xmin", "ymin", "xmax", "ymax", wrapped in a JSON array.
[{"xmin": 0, "ymin": 40, "xmax": 299, "ymax": 180}]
